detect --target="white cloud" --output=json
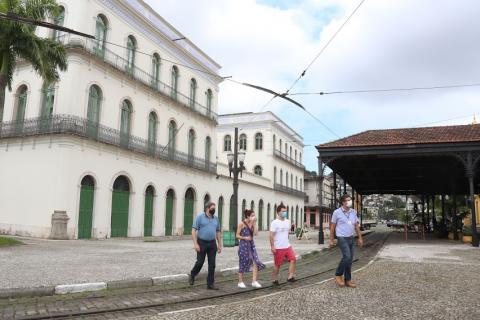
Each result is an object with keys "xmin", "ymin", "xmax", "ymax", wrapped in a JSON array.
[{"xmin": 145, "ymin": 0, "xmax": 480, "ymax": 170}]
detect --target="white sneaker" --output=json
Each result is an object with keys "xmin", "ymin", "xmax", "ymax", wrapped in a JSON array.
[
  {"xmin": 251, "ymin": 281, "xmax": 262, "ymax": 288},
  {"xmin": 238, "ymin": 282, "xmax": 247, "ymax": 289}
]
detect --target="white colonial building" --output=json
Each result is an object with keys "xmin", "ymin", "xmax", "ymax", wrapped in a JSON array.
[
  {"xmin": 0, "ymin": 0, "xmax": 305, "ymax": 239},
  {"xmin": 216, "ymin": 112, "xmax": 306, "ymax": 231}
]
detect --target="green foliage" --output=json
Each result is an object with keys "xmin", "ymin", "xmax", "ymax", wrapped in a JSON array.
[
  {"xmin": 0, "ymin": 0, "xmax": 67, "ymax": 94},
  {"xmin": 0, "ymin": 236, "xmax": 23, "ymax": 246}
]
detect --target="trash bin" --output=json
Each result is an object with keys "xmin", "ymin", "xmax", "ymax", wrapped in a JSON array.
[{"xmin": 223, "ymin": 231, "xmax": 236, "ymax": 247}]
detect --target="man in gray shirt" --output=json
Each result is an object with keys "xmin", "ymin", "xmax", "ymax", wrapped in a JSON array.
[
  {"xmin": 189, "ymin": 202, "xmax": 222, "ymax": 290},
  {"xmin": 329, "ymin": 194, "xmax": 363, "ymax": 288}
]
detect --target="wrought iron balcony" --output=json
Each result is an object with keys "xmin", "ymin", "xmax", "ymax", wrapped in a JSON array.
[
  {"xmin": 0, "ymin": 115, "xmax": 217, "ymax": 174},
  {"xmin": 58, "ymin": 35, "xmax": 218, "ymax": 122},
  {"xmin": 274, "ymin": 183, "xmax": 306, "ymax": 198},
  {"xmin": 274, "ymin": 149, "xmax": 305, "ymax": 169}
]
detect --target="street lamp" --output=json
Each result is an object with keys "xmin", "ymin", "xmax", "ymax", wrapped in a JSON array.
[{"xmin": 227, "ymin": 128, "xmax": 246, "ymax": 239}]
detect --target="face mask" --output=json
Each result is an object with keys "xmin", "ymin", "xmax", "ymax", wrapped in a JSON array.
[
  {"xmin": 210, "ymin": 208, "xmax": 216, "ymax": 215},
  {"xmin": 282, "ymin": 211, "xmax": 288, "ymax": 218},
  {"xmin": 346, "ymin": 200, "xmax": 352, "ymax": 208}
]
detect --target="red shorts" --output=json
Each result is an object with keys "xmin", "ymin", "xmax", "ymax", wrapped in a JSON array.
[{"xmin": 274, "ymin": 246, "xmax": 296, "ymax": 266}]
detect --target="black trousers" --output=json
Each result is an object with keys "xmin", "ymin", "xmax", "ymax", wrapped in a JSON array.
[{"xmin": 190, "ymin": 239, "xmax": 217, "ymax": 286}]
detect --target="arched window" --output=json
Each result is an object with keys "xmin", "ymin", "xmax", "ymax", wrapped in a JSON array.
[
  {"xmin": 40, "ymin": 82, "xmax": 55, "ymax": 130},
  {"xmin": 250, "ymin": 200, "xmax": 255, "ymax": 210},
  {"xmin": 295, "ymin": 150, "xmax": 297, "ymax": 161},
  {"xmin": 188, "ymin": 129, "xmax": 195, "ymax": 163},
  {"xmin": 151, "ymin": 53, "xmax": 160, "ymax": 88},
  {"xmin": 95, "ymin": 15, "xmax": 108, "ymax": 57},
  {"xmin": 86, "ymin": 85, "xmax": 102, "ymax": 138},
  {"xmin": 126, "ymin": 35, "xmax": 136, "ymax": 75},
  {"xmin": 14, "ymin": 85, "xmax": 28, "ymax": 133},
  {"xmin": 189, "ymin": 78, "xmax": 197, "ymax": 109},
  {"xmin": 280, "ymin": 169, "xmax": 283, "ymax": 185},
  {"xmin": 254, "ymin": 165, "xmax": 262, "ymax": 176},
  {"xmin": 205, "ymin": 136, "xmax": 211, "ymax": 163},
  {"xmin": 168, "ymin": 120, "xmax": 177, "ymax": 158},
  {"xmin": 120, "ymin": 100, "xmax": 132, "ymax": 147},
  {"xmin": 224, "ymin": 135, "xmax": 232, "ymax": 152},
  {"xmin": 52, "ymin": 6, "xmax": 65, "ymax": 40},
  {"xmin": 295, "ymin": 176, "xmax": 298, "ymax": 190},
  {"xmin": 290, "ymin": 146, "xmax": 292, "ymax": 158},
  {"xmin": 255, "ymin": 133, "xmax": 263, "ymax": 150},
  {"xmin": 300, "ymin": 152, "xmax": 302, "ymax": 163},
  {"xmin": 290, "ymin": 173, "xmax": 293, "ymax": 188},
  {"xmin": 279, "ymin": 139, "xmax": 282, "ymax": 153},
  {"xmin": 242, "ymin": 199, "xmax": 247, "ymax": 214},
  {"xmin": 206, "ymin": 89, "xmax": 213, "ymax": 117},
  {"xmin": 15, "ymin": 85, "xmax": 28, "ymax": 122},
  {"xmin": 171, "ymin": 66, "xmax": 179, "ymax": 100},
  {"xmin": 274, "ymin": 166, "xmax": 277, "ymax": 184},
  {"xmin": 239, "ymin": 134, "xmax": 247, "ymax": 150},
  {"xmin": 148, "ymin": 112, "xmax": 158, "ymax": 155},
  {"xmin": 300, "ymin": 178, "xmax": 303, "ymax": 191},
  {"xmin": 273, "ymin": 134, "xmax": 276, "ymax": 150},
  {"xmin": 285, "ymin": 143, "xmax": 287, "ymax": 155},
  {"xmin": 286, "ymin": 171, "xmax": 289, "ymax": 187}
]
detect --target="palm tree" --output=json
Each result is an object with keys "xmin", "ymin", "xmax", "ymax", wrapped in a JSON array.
[{"xmin": 0, "ymin": 0, "xmax": 67, "ymax": 122}]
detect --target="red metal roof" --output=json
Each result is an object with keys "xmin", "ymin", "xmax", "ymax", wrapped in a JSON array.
[{"xmin": 318, "ymin": 123, "xmax": 480, "ymax": 148}]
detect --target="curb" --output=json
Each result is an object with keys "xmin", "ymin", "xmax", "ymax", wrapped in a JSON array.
[{"xmin": 0, "ymin": 249, "xmax": 322, "ymax": 300}]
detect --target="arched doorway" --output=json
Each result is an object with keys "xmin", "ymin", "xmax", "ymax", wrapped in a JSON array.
[
  {"xmin": 242, "ymin": 199, "xmax": 246, "ymax": 216},
  {"xmin": 183, "ymin": 188, "xmax": 196, "ymax": 235},
  {"xmin": 267, "ymin": 203, "xmax": 271, "ymax": 230},
  {"xmin": 295, "ymin": 205, "xmax": 299, "ymax": 227},
  {"xmin": 78, "ymin": 175, "xmax": 95, "ymax": 239},
  {"xmin": 258, "ymin": 199, "xmax": 264, "ymax": 231},
  {"xmin": 165, "ymin": 189, "xmax": 175, "ymax": 236},
  {"xmin": 204, "ymin": 193, "xmax": 210, "ymax": 207},
  {"xmin": 111, "ymin": 175, "xmax": 130, "ymax": 237},
  {"xmin": 218, "ymin": 196, "xmax": 224, "ymax": 230},
  {"xmin": 144, "ymin": 185, "xmax": 155, "ymax": 237}
]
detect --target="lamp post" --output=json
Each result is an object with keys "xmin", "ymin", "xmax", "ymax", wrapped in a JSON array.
[{"xmin": 227, "ymin": 128, "xmax": 246, "ymax": 240}]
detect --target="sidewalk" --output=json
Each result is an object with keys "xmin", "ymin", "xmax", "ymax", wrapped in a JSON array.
[{"xmin": 0, "ymin": 231, "xmax": 326, "ymax": 291}]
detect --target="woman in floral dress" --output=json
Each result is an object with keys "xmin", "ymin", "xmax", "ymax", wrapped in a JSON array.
[{"xmin": 236, "ymin": 209, "xmax": 265, "ymax": 288}]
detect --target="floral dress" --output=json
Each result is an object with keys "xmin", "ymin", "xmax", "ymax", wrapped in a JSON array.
[{"xmin": 238, "ymin": 224, "xmax": 265, "ymax": 273}]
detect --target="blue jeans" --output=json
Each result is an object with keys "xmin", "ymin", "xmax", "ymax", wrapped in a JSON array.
[{"xmin": 335, "ymin": 237, "xmax": 354, "ymax": 281}]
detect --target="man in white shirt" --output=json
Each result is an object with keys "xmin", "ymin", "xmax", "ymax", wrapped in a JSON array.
[{"xmin": 270, "ymin": 203, "xmax": 296, "ymax": 285}]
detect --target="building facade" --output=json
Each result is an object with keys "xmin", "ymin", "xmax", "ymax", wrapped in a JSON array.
[
  {"xmin": 304, "ymin": 171, "xmax": 333, "ymax": 229},
  {"xmin": 0, "ymin": 0, "xmax": 305, "ymax": 239},
  {"xmin": 217, "ymin": 112, "xmax": 306, "ymax": 231}
]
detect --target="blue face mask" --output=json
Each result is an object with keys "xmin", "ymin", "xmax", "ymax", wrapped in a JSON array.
[{"xmin": 282, "ymin": 211, "xmax": 288, "ymax": 218}]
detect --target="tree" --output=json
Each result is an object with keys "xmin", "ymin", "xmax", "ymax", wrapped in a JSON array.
[{"xmin": 0, "ymin": 0, "xmax": 67, "ymax": 122}]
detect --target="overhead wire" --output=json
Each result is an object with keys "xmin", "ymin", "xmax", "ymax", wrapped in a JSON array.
[
  {"xmin": 287, "ymin": 83, "xmax": 480, "ymax": 96},
  {"xmin": 258, "ymin": 0, "xmax": 366, "ymax": 138}
]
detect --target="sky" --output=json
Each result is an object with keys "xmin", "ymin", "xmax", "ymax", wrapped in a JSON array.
[{"xmin": 144, "ymin": 0, "xmax": 480, "ymax": 171}]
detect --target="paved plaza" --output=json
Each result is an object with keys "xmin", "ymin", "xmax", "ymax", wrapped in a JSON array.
[
  {"xmin": 143, "ymin": 232, "xmax": 480, "ymax": 320},
  {"xmin": 0, "ymin": 231, "xmax": 325, "ymax": 290}
]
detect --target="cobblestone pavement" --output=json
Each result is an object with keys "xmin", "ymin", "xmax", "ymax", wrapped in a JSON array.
[
  {"xmin": 0, "ymin": 231, "xmax": 382, "ymax": 319},
  {"xmin": 137, "ymin": 232, "xmax": 480, "ymax": 320},
  {"xmin": 0, "ymin": 231, "xmax": 325, "ymax": 289}
]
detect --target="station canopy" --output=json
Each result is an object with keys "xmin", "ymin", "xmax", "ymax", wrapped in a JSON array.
[{"xmin": 316, "ymin": 123, "xmax": 480, "ymax": 195}]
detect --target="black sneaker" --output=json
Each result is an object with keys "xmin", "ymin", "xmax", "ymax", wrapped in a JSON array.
[
  {"xmin": 272, "ymin": 280, "xmax": 280, "ymax": 286},
  {"xmin": 207, "ymin": 285, "xmax": 219, "ymax": 290},
  {"xmin": 188, "ymin": 274, "xmax": 195, "ymax": 286},
  {"xmin": 287, "ymin": 277, "xmax": 296, "ymax": 283}
]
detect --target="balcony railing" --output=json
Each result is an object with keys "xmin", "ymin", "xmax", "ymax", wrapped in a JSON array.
[
  {"xmin": 0, "ymin": 115, "xmax": 217, "ymax": 174},
  {"xmin": 274, "ymin": 183, "xmax": 306, "ymax": 198},
  {"xmin": 58, "ymin": 35, "xmax": 217, "ymax": 122},
  {"xmin": 274, "ymin": 149, "xmax": 305, "ymax": 169}
]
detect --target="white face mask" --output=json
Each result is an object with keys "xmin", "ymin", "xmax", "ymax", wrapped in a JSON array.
[{"xmin": 346, "ymin": 200, "xmax": 353, "ymax": 208}]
